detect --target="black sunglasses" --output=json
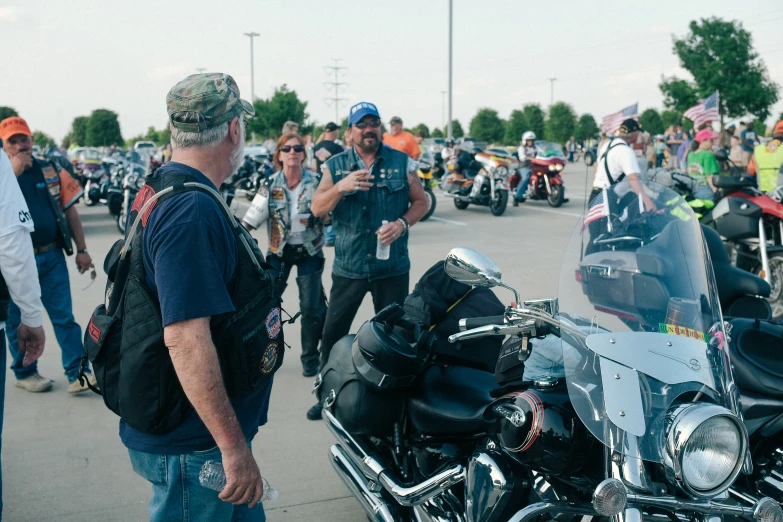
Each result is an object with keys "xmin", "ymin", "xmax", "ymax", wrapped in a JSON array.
[
  {"xmin": 354, "ymin": 120, "xmax": 381, "ymax": 130},
  {"xmin": 280, "ymin": 145, "xmax": 305, "ymax": 153}
]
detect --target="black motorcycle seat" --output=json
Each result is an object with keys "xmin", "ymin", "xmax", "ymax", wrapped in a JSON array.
[
  {"xmin": 729, "ymin": 318, "xmax": 783, "ymax": 399},
  {"xmin": 407, "ymin": 365, "xmax": 496, "ymax": 435},
  {"xmin": 702, "ymin": 226, "xmax": 771, "ymax": 306},
  {"xmin": 712, "ymin": 175, "xmax": 756, "ymax": 190}
]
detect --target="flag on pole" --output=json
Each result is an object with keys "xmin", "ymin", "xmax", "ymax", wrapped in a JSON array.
[
  {"xmin": 601, "ymin": 103, "xmax": 638, "ymax": 135},
  {"xmin": 584, "ymin": 189, "xmax": 610, "ymax": 228},
  {"xmin": 684, "ymin": 91, "xmax": 720, "ymax": 129}
]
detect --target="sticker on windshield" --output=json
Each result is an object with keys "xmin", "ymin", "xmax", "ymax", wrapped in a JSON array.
[{"xmin": 658, "ymin": 323, "xmax": 705, "ymax": 342}]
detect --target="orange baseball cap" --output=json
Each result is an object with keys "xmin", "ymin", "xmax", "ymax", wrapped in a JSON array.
[
  {"xmin": 774, "ymin": 120, "xmax": 783, "ymax": 137},
  {"xmin": 0, "ymin": 117, "xmax": 32, "ymax": 141}
]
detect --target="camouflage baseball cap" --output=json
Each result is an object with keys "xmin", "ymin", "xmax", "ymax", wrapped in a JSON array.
[{"xmin": 166, "ymin": 73, "xmax": 254, "ymax": 132}]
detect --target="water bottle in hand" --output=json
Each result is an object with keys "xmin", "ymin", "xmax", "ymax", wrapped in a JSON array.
[
  {"xmin": 199, "ymin": 460, "xmax": 279, "ymax": 502},
  {"xmin": 376, "ymin": 220, "xmax": 390, "ymax": 260}
]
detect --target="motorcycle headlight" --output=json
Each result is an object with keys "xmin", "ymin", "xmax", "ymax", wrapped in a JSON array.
[
  {"xmin": 549, "ymin": 164, "xmax": 556, "ymax": 171},
  {"xmin": 664, "ymin": 403, "xmax": 746, "ymax": 498},
  {"xmin": 495, "ymin": 166, "xmax": 508, "ymax": 178},
  {"xmin": 135, "ymin": 175, "xmax": 146, "ymax": 189},
  {"xmin": 556, "ymin": 164, "xmax": 564, "ymax": 171}
]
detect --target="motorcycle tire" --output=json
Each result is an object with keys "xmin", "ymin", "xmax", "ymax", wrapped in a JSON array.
[
  {"xmin": 454, "ymin": 198, "xmax": 470, "ymax": 210},
  {"xmin": 547, "ymin": 185, "xmax": 565, "ymax": 208},
  {"xmin": 490, "ymin": 190, "xmax": 508, "ymax": 216},
  {"xmin": 421, "ymin": 187, "xmax": 437, "ymax": 221},
  {"xmin": 117, "ymin": 212, "xmax": 127, "ymax": 235},
  {"xmin": 753, "ymin": 252, "xmax": 783, "ymax": 320},
  {"xmin": 585, "ymin": 152, "xmax": 595, "ymax": 166}
]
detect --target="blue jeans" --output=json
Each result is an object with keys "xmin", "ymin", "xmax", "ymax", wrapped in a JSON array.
[
  {"xmin": 128, "ymin": 446, "xmax": 266, "ymax": 522},
  {"xmin": 5, "ymin": 249, "xmax": 89, "ymax": 382},
  {"xmin": 324, "ymin": 224, "xmax": 335, "ymax": 244},
  {"xmin": 569, "ymin": 151, "xmax": 575, "ymax": 162},
  {"xmin": 515, "ymin": 168, "xmax": 531, "ymax": 200}
]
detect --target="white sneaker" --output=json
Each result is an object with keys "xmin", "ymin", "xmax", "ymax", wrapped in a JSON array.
[
  {"xmin": 16, "ymin": 373, "xmax": 54, "ymax": 393},
  {"xmin": 68, "ymin": 374, "xmax": 98, "ymax": 394}
]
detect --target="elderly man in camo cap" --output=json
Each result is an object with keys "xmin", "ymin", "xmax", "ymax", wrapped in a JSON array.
[{"xmin": 116, "ymin": 73, "xmax": 277, "ymax": 522}]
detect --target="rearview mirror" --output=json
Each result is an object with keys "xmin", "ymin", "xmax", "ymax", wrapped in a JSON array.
[{"xmin": 445, "ymin": 248, "xmax": 502, "ymax": 287}]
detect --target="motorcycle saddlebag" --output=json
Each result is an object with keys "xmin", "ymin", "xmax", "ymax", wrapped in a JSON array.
[
  {"xmin": 728, "ymin": 318, "xmax": 783, "ymax": 399},
  {"xmin": 316, "ymin": 334, "xmax": 405, "ymax": 436}
]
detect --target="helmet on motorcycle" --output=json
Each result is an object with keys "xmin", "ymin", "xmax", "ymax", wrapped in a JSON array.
[
  {"xmin": 521, "ymin": 131, "xmax": 536, "ymax": 143},
  {"xmin": 353, "ymin": 320, "xmax": 421, "ymax": 391}
]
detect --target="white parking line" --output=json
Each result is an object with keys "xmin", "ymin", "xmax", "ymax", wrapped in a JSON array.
[{"xmin": 429, "ymin": 216, "xmax": 468, "ymax": 227}]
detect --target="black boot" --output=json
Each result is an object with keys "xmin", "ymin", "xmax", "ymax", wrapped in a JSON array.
[
  {"xmin": 297, "ymin": 268, "xmax": 327, "ymax": 377},
  {"xmin": 307, "ymin": 403, "xmax": 323, "ymax": 420}
]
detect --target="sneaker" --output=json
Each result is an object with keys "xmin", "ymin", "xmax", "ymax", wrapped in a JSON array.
[
  {"xmin": 16, "ymin": 373, "xmax": 53, "ymax": 393},
  {"xmin": 68, "ymin": 374, "xmax": 98, "ymax": 394},
  {"xmin": 306, "ymin": 403, "xmax": 323, "ymax": 421}
]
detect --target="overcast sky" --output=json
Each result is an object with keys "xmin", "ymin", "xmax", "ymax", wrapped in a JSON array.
[{"xmin": 2, "ymin": 0, "xmax": 782, "ymax": 142}]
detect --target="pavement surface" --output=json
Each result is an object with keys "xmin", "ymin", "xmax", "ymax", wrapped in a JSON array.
[{"xmin": 2, "ymin": 162, "xmax": 594, "ymax": 521}]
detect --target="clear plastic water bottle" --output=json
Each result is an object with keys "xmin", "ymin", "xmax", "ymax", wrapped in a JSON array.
[
  {"xmin": 376, "ymin": 220, "xmax": 390, "ymax": 260},
  {"xmin": 199, "ymin": 460, "xmax": 279, "ymax": 502}
]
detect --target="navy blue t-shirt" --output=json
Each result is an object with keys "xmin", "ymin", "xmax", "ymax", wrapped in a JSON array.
[
  {"xmin": 120, "ymin": 162, "xmax": 274, "ymax": 455},
  {"xmin": 17, "ymin": 163, "xmax": 58, "ymax": 247}
]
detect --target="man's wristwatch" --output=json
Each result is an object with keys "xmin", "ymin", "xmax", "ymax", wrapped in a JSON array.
[{"xmin": 77, "ymin": 249, "xmax": 89, "ymax": 254}]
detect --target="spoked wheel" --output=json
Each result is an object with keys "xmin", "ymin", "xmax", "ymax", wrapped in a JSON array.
[
  {"xmin": 454, "ymin": 198, "xmax": 469, "ymax": 210},
  {"xmin": 421, "ymin": 187, "xmax": 437, "ymax": 221},
  {"xmin": 757, "ymin": 252, "xmax": 783, "ymax": 319},
  {"xmin": 490, "ymin": 189, "xmax": 508, "ymax": 216},
  {"xmin": 547, "ymin": 185, "xmax": 565, "ymax": 207}
]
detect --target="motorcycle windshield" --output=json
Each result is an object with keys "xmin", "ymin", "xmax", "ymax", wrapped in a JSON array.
[{"xmin": 557, "ymin": 180, "xmax": 734, "ymax": 461}]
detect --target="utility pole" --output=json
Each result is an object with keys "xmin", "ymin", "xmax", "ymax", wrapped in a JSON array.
[
  {"xmin": 549, "ymin": 78, "xmax": 557, "ymax": 106},
  {"xmin": 441, "ymin": 91, "xmax": 447, "ymax": 129},
  {"xmin": 243, "ymin": 32, "xmax": 260, "ymax": 100},
  {"xmin": 323, "ymin": 59, "xmax": 349, "ymax": 124},
  {"xmin": 448, "ymin": 0, "xmax": 453, "ymax": 140},
  {"xmin": 196, "ymin": 68, "xmax": 206, "ymax": 74}
]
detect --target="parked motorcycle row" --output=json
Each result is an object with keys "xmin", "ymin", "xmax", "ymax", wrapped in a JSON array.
[
  {"xmin": 416, "ymin": 140, "xmax": 570, "ymax": 219},
  {"xmin": 314, "ymin": 178, "xmax": 783, "ymax": 522}
]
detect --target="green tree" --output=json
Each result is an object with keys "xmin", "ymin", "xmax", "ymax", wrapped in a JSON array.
[
  {"xmin": 444, "ymin": 119, "xmax": 465, "ymax": 139},
  {"xmin": 67, "ymin": 116, "xmax": 90, "ymax": 147},
  {"xmin": 248, "ymin": 85, "xmax": 310, "ymax": 138},
  {"xmin": 32, "ymin": 131, "xmax": 56, "ymax": 148},
  {"xmin": 544, "ymin": 102, "xmax": 577, "ymax": 144},
  {"xmin": 504, "ymin": 109, "xmax": 528, "ymax": 145},
  {"xmin": 668, "ymin": 17, "xmax": 779, "ymax": 125},
  {"xmin": 521, "ymin": 104, "xmax": 546, "ymax": 140},
  {"xmin": 639, "ymin": 109, "xmax": 664, "ymax": 135},
  {"xmin": 431, "ymin": 128, "xmax": 444, "ymax": 138},
  {"xmin": 412, "ymin": 123, "xmax": 430, "ymax": 138},
  {"xmin": 85, "ymin": 109, "xmax": 123, "ymax": 146},
  {"xmin": 659, "ymin": 78, "xmax": 700, "ymax": 114},
  {"xmin": 576, "ymin": 114, "xmax": 600, "ymax": 142},
  {"xmin": 0, "ymin": 106, "xmax": 18, "ymax": 121},
  {"xmin": 753, "ymin": 118, "xmax": 768, "ymax": 137},
  {"xmin": 469, "ymin": 108, "xmax": 505, "ymax": 143}
]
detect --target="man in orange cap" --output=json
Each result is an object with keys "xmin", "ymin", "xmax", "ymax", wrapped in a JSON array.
[
  {"xmin": 748, "ymin": 121, "xmax": 783, "ymax": 193},
  {"xmin": 0, "ymin": 116, "xmax": 97, "ymax": 394}
]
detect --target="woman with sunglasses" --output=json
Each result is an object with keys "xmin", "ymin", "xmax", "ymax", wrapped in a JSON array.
[{"xmin": 242, "ymin": 132, "xmax": 327, "ymax": 377}]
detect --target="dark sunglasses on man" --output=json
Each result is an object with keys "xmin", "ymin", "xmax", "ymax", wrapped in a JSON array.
[
  {"xmin": 354, "ymin": 119, "xmax": 381, "ymax": 130},
  {"xmin": 280, "ymin": 145, "xmax": 305, "ymax": 153}
]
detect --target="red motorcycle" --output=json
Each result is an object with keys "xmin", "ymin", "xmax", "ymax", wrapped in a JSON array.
[{"xmin": 510, "ymin": 140, "xmax": 566, "ymax": 207}]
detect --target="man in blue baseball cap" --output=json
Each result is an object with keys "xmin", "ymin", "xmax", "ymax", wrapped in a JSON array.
[{"xmin": 307, "ymin": 102, "xmax": 429, "ymax": 420}]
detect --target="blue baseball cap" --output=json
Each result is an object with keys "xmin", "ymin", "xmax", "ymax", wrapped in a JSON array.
[{"xmin": 348, "ymin": 102, "xmax": 381, "ymax": 126}]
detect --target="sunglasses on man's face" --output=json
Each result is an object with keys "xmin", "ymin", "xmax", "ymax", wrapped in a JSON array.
[
  {"xmin": 280, "ymin": 145, "xmax": 305, "ymax": 153},
  {"xmin": 354, "ymin": 120, "xmax": 381, "ymax": 130}
]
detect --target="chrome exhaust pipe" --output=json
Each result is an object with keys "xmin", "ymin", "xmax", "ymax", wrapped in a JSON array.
[
  {"xmin": 330, "ymin": 445, "xmax": 396, "ymax": 522},
  {"xmin": 324, "ymin": 410, "xmax": 465, "ymax": 506}
]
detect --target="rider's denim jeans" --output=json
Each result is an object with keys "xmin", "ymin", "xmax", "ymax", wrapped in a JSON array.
[
  {"xmin": 515, "ymin": 168, "xmax": 531, "ymax": 200},
  {"xmin": 128, "ymin": 445, "xmax": 266, "ymax": 522}
]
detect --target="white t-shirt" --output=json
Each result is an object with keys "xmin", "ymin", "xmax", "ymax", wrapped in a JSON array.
[
  {"xmin": 593, "ymin": 138, "xmax": 640, "ymax": 189},
  {"xmin": 284, "ymin": 183, "xmax": 306, "ymax": 245},
  {"xmin": 0, "ymin": 150, "xmax": 43, "ymax": 329}
]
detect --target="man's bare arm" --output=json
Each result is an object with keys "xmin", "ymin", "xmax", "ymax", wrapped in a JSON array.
[
  {"xmin": 311, "ymin": 166, "xmax": 373, "ymax": 218},
  {"xmin": 403, "ymin": 172, "xmax": 429, "ymax": 226},
  {"xmin": 64, "ymin": 206, "xmax": 87, "ymax": 250}
]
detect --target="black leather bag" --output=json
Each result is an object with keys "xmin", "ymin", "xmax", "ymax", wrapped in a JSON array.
[{"xmin": 317, "ymin": 334, "xmax": 405, "ymax": 435}]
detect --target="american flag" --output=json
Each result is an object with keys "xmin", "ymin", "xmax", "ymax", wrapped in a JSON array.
[
  {"xmin": 584, "ymin": 189, "xmax": 610, "ymax": 228},
  {"xmin": 684, "ymin": 91, "xmax": 720, "ymax": 129},
  {"xmin": 601, "ymin": 103, "xmax": 638, "ymax": 136}
]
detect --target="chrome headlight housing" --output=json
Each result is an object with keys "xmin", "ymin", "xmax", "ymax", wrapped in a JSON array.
[
  {"xmin": 134, "ymin": 175, "xmax": 146, "ymax": 189},
  {"xmin": 549, "ymin": 164, "xmax": 556, "ymax": 171},
  {"xmin": 494, "ymin": 166, "xmax": 508, "ymax": 178},
  {"xmin": 663, "ymin": 403, "xmax": 747, "ymax": 498}
]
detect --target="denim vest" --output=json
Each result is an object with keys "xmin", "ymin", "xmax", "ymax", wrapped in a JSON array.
[
  {"xmin": 267, "ymin": 170, "xmax": 324, "ymax": 257},
  {"xmin": 326, "ymin": 146, "xmax": 411, "ymax": 280}
]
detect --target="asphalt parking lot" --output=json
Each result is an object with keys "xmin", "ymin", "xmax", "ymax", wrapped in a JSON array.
[{"xmin": 2, "ymin": 162, "xmax": 594, "ymax": 521}]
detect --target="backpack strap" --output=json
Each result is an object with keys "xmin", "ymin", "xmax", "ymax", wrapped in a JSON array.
[
  {"xmin": 601, "ymin": 139, "xmax": 630, "ymax": 185},
  {"xmin": 121, "ymin": 180, "xmax": 264, "ymax": 275}
]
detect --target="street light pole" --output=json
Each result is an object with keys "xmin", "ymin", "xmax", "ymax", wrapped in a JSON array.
[
  {"xmin": 448, "ymin": 0, "xmax": 453, "ymax": 140},
  {"xmin": 244, "ymin": 32, "xmax": 260, "ymax": 101},
  {"xmin": 441, "ymin": 90, "xmax": 447, "ymax": 129},
  {"xmin": 549, "ymin": 78, "xmax": 557, "ymax": 106}
]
